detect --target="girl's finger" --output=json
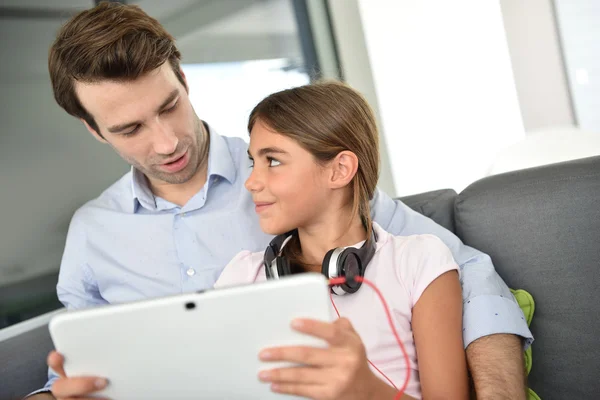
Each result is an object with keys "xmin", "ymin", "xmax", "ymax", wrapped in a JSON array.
[
  {"xmin": 259, "ymin": 345, "xmax": 335, "ymax": 366},
  {"xmin": 259, "ymin": 365, "xmax": 324, "ymax": 385}
]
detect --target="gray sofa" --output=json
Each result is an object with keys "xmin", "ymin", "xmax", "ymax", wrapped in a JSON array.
[{"xmin": 1, "ymin": 155, "xmax": 599, "ymax": 400}]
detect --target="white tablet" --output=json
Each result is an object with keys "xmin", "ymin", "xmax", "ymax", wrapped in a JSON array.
[{"xmin": 49, "ymin": 273, "xmax": 333, "ymax": 400}]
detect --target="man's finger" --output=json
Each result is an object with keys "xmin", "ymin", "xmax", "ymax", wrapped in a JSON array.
[
  {"xmin": 47, "ymin": 351, "xmax": 66, "ymax": 377},
  {"xmin": 52, "ymin": 376, "xmax": 108, "ymax": 398}
]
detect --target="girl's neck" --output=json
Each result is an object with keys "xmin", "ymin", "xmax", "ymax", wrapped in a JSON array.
[{"xmin": 297, "ymin": 214, "xmax": 367, "ymax": 273}]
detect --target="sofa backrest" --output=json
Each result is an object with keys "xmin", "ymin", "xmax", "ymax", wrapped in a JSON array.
[
  {"xmin": 0, "ymin": 309, "xmax": 63, "ymax": 399},
  {"xmin": 455, "ymin": 155, "xmax": 600, "ymax": 399},
  {"xmin": 398, "ymin": 188, "xmax": 457, "ymax": 233}
]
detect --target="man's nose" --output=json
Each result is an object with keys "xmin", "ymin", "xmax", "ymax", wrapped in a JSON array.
[{"xmin": 152, "ymin": 122, "xmax": 178, "ymax": 155}]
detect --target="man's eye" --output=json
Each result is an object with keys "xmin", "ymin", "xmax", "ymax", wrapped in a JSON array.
[
  {"xmin": 122, "ymin": 126, "xmax": 140, "ymax": 137},
  {"xmin": 268, "ymin": 158, "xmax": 281, "ymax": 167},
  {"xmin": 163, "ymin": 102, "xmax": 178, "ymax": 114}
]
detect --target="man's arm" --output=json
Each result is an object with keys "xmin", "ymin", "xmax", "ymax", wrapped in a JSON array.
[
  {"xmin": 370, "ymin": 188, "xmax": 533, "ymax": 397},
  {"xmin": 26, "ymin": 394, "xmax": 55, "ymax": 400},
  {"xmin": 56, "ymin": 210, "xmax": 108, "ymax": 311},
  {"xmin": 467, "ymin": 334, "xmax": 527, "ymax": 400},
  {"xmin": 27, "ymin": 210, "xmax": 108, "ymax": 397}
]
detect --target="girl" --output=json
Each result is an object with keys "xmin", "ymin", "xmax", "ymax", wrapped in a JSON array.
[{"xmin": 214, "ymin": 82, "xmax": 468, "ymax": 399}]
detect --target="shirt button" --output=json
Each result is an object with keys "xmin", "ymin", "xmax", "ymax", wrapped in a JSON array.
[
  {"xmin": 186, "ymin": 268, "xmax": 196, "ymax": 277},
  {"xmin": 181, "ymin": 212, "xmax": 186, "ymax": 218}
]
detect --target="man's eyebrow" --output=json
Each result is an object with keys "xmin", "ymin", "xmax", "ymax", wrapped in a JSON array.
[
  {"xmin": 107, "ymin": 89, "xmax": 180, "ymax": 133},
  {"xmin": 247, "ymin": 147, "xmax": 289, "ymax": 157},
  {"xmin": 156, "ymin": 89, "xmax": 180, "ymax": 112}
]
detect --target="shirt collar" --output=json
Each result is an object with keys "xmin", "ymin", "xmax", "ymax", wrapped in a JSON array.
[
  {"xmin": 129, "ymin": 121, "xmax": 237, "ymax": 213},
  {"xmin": 131, "ymin": 167, "xmax": 156, "ymax": 212},
  {"xmin": 205, "ymin": 123, "xmax": 237, "ymax": 184}
]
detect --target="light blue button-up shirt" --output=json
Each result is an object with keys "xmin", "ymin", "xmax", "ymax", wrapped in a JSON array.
[{"xmin": 39, "ymin": 125, "xmax": 532, "ymax": 392}]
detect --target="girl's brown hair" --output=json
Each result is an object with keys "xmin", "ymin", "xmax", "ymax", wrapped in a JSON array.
[
  {"xmin": 248, "ymin": 81, "xmax": 380, "ymax": 269},
  {"xmin": 48, "ymin": 1, "xmax": 186, "ymax": 135}
]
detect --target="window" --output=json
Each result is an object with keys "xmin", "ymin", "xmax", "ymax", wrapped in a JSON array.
[{"xmin": 183, "ymin": 59, "xmax": 309, "ymax": 140}]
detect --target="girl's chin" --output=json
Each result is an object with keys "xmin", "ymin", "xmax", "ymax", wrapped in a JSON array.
[{"xmin": 259, "ymin": 219, "xmax": 294, "ymax": 237}]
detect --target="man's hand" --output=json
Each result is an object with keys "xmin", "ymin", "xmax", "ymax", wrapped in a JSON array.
[
  {"xmin": 257, "ymin": 317, "xmax": 406, "ymax": 400},
  {"xmin": 29, "ymin": 351, "xmax": 110, "ymax": 400},
  {"xmin": 466, "ymin": 334, "xmax": 527, "ymax": 400},
  {"xmin": 25, "ymin": 393, "xmax": 55, "ymax": 400}
]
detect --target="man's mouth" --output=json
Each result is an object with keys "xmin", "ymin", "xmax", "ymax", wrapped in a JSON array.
[{"xmin": 159, "ymin": 150, "xmax": 189, "ymax": 173}]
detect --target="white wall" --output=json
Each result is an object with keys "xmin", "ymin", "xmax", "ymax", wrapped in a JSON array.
[
  {"xmin": 351, "ymin": 0, "xmax": 525, "ymax": 196},
  {"xmin": 500, "ymin": 0, "xmax": 575, "ymax": 131},
  {"xmin": 326, "ymin": 0, "xmax": 397, "ymax": 196},
  {"xmin": 0, "ymin": 80, "xmax": 128, "ymax": 287},
  {"xmin": 0, "ymin": 17, "xmax": 131, "ymax": 287},
  {"xmin": 554, "ymin": 0, "xmax": 600, "ymax": 132}
]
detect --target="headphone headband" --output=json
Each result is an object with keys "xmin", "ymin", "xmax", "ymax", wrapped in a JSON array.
[{"xmin": 263, "ymin": 227, "xmax": 377, "ymax": 294}]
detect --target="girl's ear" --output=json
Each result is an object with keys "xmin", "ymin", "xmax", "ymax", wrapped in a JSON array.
[{"xmin": 329, "ymin": 150, "xmax": 358, "ymax": 189}]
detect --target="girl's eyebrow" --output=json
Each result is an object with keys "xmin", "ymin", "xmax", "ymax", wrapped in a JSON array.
[{"xmin": 247, "ymin": 147, "xmax": 289, "ymax": 157}]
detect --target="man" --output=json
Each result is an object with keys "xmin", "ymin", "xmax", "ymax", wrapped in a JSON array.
[{"xmin": 29, "ymin": 2, "xmax": 532, "ymax": 399}]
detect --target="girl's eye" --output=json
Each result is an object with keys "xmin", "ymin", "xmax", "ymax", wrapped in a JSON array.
[{"xmin": 268, "ymin": 158, "xmax": 281, "ymax": 167}]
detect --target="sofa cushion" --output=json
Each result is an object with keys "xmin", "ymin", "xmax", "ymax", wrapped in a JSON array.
[
  {"xmin": 510, "ymin": 288, "xmax": 541, "ymax": 400},
  {"xmin": 455, "ymin": 155, "xmax": 600, "ymax": 399},
  {"xmin": 397, "ymin": 188, "xmax": 457, "ymax": 233},
  {"xmin": 0, "ymin": 323, "xmax": 54, "ymax": 399}
]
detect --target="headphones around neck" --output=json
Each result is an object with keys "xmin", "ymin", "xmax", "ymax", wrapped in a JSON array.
[{"xmin": 263, "ymin": 227, "xmax": 377, "ymax": 295}]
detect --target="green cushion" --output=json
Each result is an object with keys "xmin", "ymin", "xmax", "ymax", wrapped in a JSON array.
[{"xmin": 510, "ymin": 288, "xmax": 540, "ymax": 400}]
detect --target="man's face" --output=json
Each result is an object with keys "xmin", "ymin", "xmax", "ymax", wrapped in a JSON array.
[{"xmin": 75, "ymin": 63, "xmax": 203, "ymax": 186}]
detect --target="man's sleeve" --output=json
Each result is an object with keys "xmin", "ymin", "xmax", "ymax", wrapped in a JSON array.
[
  {"xmin": 370, "ymin": 188, "xmax": 533, "ymax": 348},
  {"xmin": 27, "ymin": 210, "xmax": 108, "ymax": 397},
  {"xmin": 25, "ymin": 371, "xmax": 58, "ymax": 397},
  {"xmin": 56, "ymin": 210, "xmax": 107, "ymax": 310}
]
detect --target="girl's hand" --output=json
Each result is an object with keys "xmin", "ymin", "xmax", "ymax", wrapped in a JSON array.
[{"xmin": 258, "ymin": 317, "xmax": 390, "ymax": 400}]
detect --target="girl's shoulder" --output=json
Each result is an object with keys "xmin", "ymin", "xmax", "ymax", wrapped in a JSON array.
[
  {"xmin": 373, "ymin": 222, "xmax": 453, "ymax": 261},
  {"xmin": 373, "ymin": 225, "xmax": 459, "ymax": 305},
  {"xmin": 214, "ymin": 250, "xmax": 266, "ymax": 288}
]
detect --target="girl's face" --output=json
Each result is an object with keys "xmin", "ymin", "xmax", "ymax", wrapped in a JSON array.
[{"xmin": 245, "ymin": 119, "xmax": 333, "ymax": 235}]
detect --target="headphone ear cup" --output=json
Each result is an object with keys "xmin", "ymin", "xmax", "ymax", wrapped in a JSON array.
[
  {"xmin": 263, "ymin": 230, "xmax": 297, "ymax": 280},
  {"xmin": 276, "ymin": 256, "xmax": 292, "ymax": 277},
  {"xmin": 322, "ymin": 249, "xmax": 336, "ymax": 278},
  {"xmin": 265, "ymin": 262, "xmax": 273, "ymax": 279},
  {"xmin": 324, "ymin": 248, "xmax": 359, "ymax": 296},
  {"xmin": 338, "ymin": 251, "xmax": 362, "ymax": 294}
]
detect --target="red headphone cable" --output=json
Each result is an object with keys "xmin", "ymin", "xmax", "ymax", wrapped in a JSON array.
[{"xmin": 329, "ymin": 276, "xmax": 410, "ymax": 400}]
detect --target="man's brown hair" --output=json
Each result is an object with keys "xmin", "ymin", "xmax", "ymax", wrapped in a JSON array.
[{"xmin": 48, "ymin": 1, "xmax": 186, "ymax": 135}]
